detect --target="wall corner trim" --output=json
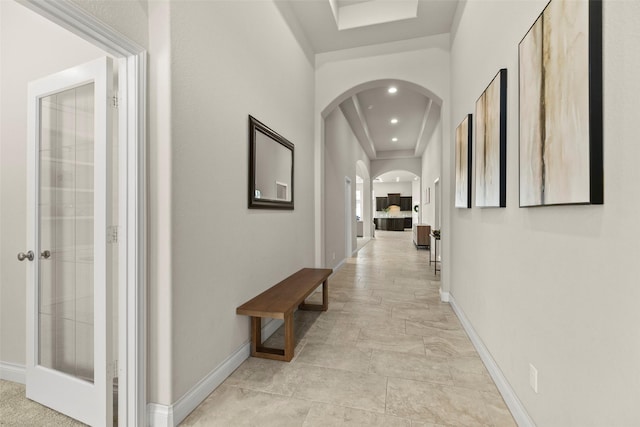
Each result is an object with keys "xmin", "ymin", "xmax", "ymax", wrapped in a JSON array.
[
  {"xmin": 439, "ymin": 288, "xmax": 450, "ymax": 302},
  {"xmin": 146, "ymin": 319, "xmax": 283, "ymax": 427},
  {"xmin": 0, "ymin": 361, "xmax": 26, "ymax": 384},
  {"xmin": 449, "ymin": 294, "xmax": 536, "ymax": 427}
]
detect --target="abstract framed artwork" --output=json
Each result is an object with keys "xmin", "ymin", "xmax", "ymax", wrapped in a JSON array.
[
  {"xmin": 519, "ymin": 0, "xmax": 603, "ymax": 207},
  {"xmin": 454, "ymin": 114, "xmax": 472, "ymax": 209},
  {"xmin": 475, "ymin": 68, "xmax": 507, "ymax": 208}
]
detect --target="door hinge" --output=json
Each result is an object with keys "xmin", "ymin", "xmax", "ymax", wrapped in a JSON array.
[
  {"xmin": 111, "ymin": 94, "xmax": 119, "ymax": 109},
  {"xmin": 113, "ymin": 359, "xmax": 119, "ymax": 377},
  {"xmin": 107, "ymin": 225, "xmax": 119, "ymax": 244}
]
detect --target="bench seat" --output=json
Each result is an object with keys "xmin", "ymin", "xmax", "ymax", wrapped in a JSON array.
[{"xmin": 236, "ymin": 267, "xmax": 332, "ymax": 361}]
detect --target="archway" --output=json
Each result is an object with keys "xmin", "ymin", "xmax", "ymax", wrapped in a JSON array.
[{"xmin": 318, "ymin": 77, "xmax": 444, "ymax": 271}]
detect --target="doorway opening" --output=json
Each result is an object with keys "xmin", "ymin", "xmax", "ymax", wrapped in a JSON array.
[
  {"xmin": 345, "ymin": 176, "xmax": 353, "ymax": 258},
  {"xmin": 1, "ymin": 1, "xmax": 147, "ymax": 425}
]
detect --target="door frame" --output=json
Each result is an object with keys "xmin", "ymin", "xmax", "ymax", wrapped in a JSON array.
[
  {"xmin": 18, "ymin": 1, "xmax": 148, "ymax": 425},
  {"xmin": 345, "ymin": 176, "xmax": 352, "ymax": 258}
]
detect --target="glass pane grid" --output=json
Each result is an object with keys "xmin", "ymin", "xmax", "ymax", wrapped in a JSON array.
[{"xmin": 38, "ymin": 83, "xmax": 95, "ymax": 383}]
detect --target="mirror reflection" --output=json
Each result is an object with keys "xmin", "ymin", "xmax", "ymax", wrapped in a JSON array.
[{"xmin": 255, "ymin": 130, "xmax": 292, "ymax": 201}]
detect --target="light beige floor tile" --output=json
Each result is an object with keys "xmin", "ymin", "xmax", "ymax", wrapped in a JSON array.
[
  {"xmin": 303, "ymin": 402, "xmax": 411, "ymax": 426},
  {"xmin": 346, "ymin": 316, "xmax": 406, "ymax": 335},
  {"xmin": 305, "ymin": 320, "xmax": 361, "ymax": 345},
  {"xmin": 386, "ymin": 377, "xmax": 493, "ymax": 426},
  {"xmin": 405, "ymin": 316, "xmax": 465, "ymax": 333},
  {"xmin": 405, "ymin": 321, "xmax": 468, "ymax": 338},
  {"xmin": 391, "ymin": 303, "xmax": 451, "ymax": 323},
  {"xmin": 291, "ymin": 364, "xmax": 387, "ymax": 413},
  {"xmin": 223, "ymin": 357, "xmax": 297, "ymax": 396},
  {"xmin": 295, "ymin": 342, "xmax": 372, "ymax": 373},
  {"xmin": 342, "ymin": 302, "xmax": 392, "ymax": 318},
  {"xmin": 180, "ymin": 385, "xmax": 312, "ymax": 427},
  {"xmin": 410, "ymin": 422, "xmax": 446, "ymax": 427},
  {"xmin": 480, "ymin": 390, "xmax": 518, "ymax": 427},
  {"xmin": 423, "ymin": 334, "xmax": 479, "ymax": 358},
  {"xmin": 369, "ymin": 350, "xmax": 453, "ymax": 385},
  {"xmin": 357, "ymin": 329, "xmax": 426, "ymax": 355}
]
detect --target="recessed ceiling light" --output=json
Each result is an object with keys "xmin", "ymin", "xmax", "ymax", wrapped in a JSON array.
[
  {"xmin": 390, "ymin": 118, "xmax": 398, "ymax": 124},
  {"xmin": 396, "ymin": 177, "xmax": 400, "ymax": 182},
  {"xmin": 388, "ymin": 86, "xmax": 397, "ymax": 94},
  {"xmin": 392, "ymin": 137, "xmax": 398, "ymax": 142},
  {"xmin": 414, "ymin": 177, "xmax": 418, "ymax": 181}
]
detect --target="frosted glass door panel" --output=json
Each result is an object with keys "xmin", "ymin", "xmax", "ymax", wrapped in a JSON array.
[{"xmin": 39, "ymin": 83, "xmax": 95, "ymax": 383}]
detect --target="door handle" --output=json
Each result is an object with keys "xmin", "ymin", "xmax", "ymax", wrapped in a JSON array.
[
  {"xmin": 41, "ymin": 250, "xmax": 51, "ymax": 259},
  {"xmin": 17, "ymin": 251, "xmax": 35, "ymax": 261}
]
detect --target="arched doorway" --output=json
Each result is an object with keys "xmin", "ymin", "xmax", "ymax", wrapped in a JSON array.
[{"xmin": 319, "ymin": 78, "xmax": 443, "ymax": 271}]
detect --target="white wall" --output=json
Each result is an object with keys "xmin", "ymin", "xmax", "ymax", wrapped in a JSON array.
[
  {"xmin": 0, "ymin": 0, "xmax": 108, "ymax": 369},
  {"xmin": 450, "ymin": 1, "xmax": 640, "ymax": 425},
  {"xmin": 373, "ymin": 182, "xmax": 413, "ymax": 199},
  {"xmin": 324, "ymin": 108, "xmax": 370, "ymax": 269},
  {"xmin": 421, "ymin": 121, "xmax": 442, "ymax": 228},
  {"xmin": 167, "ymin": 0, "xmax": 316, "ymax": 402}
]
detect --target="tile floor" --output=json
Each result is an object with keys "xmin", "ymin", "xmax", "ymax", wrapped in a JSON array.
[{"xmin": 181, "ymin": 231, "xmax": 517, "ymax": 427}]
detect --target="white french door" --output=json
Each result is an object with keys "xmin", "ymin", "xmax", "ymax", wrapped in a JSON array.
[{"xmin": 23, "ymin": 57, "xmax": 114, "ymax": 426}]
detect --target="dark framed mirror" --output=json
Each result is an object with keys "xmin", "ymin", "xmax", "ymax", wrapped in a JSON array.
[{"xmin": 248, "ymin": 115, "xmax": 294, "ymax": 209}]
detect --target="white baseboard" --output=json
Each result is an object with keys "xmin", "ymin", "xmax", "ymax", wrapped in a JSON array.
[
  {"xmin": 449, "ymin": 295, "xmax": 536, "ymax": 427},
  {"xmin": 332, "ymin": 258, "xmax": 346, "ymax": 274},
  {"xmin": 147, "ymin": 318, "xmax": 283, "ymax": 427},
  {"xmin": 0, "ymin": 361, "xmax": 26, "ymax": 384},
  {"xmin": 439, "ymin": 287, "xmax": 450, "ymax": 302}
]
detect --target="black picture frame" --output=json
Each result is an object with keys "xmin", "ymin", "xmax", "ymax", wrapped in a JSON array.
[
  {"xmin": 454, "ymin": 114, "xmax": 473, "ymax": 209},
  {"xmin": 518, "ymin": 0, "xmax": 603, "ymax": 207},
  {"xmin": 475, "ymin": 68, "xmax": 507, "ymax": 208},
  {"xmin": 248, "ymin": 115, "xmax": 294, "ymax": 209}
]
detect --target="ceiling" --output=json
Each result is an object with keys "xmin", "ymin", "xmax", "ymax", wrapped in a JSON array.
[
  {"xmin": 375, "ymin": 170, "xmax": 419, "ymax": 183},
  {"xmin": 280, "ymin": 0, "xmax": 458, "ymax": 170},
  {"xmin": 282, "ymin": 0, "xmax": 459, "ymax": 53}
]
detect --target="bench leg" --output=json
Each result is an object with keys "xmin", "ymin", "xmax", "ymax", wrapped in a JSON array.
[
  {"xmin": 250, "ymin": 315, "xmax": 295, "ymax": 362},
  {"xmin": 251, "ymin": 316, "xmax": 262, "ymax": 356},
  {"xmin": 298, "ymin": 279, "xmax": 329, "ymax": 311},
  {"xmin": 283, "ymin": 314, "xmax": 294, "ymax": 362}
]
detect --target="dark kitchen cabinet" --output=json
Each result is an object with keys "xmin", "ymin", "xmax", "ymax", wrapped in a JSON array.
[
  {"xmin": 377, "ymin": 218, "xmax": 404, "ymax": 231},
  {"xmin": 376, "ymin": 197, "xmax": 388, "ymax": 211},
  {"xmin": 400, "ymin": 196, "xmax": 412, "ymax": 211},
  {"xmin": 404, "ymin": 217, "xmax": 412, "ymax": 229},
  {"xmin": 387, "ymin": 193, "xmax": 401, "ymax": 206}
]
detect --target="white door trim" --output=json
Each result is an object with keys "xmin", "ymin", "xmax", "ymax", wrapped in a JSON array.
[
  {"xmin": 345, "ymin": 176, "xmax": 352, "ymax": 258},
  {"xmin": 17, "ymin": 1, "xmax": 148, "ymax": 426}
]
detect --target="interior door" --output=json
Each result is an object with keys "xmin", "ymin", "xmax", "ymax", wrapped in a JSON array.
[{"xmin": 22, "ymin": 57, "xmax": 114, "ymax": 426}]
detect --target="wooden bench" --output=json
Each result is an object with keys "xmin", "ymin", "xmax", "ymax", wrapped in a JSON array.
[{"xmin": 236, "ymin": 268, "xmax": 332, "ymax": 362}]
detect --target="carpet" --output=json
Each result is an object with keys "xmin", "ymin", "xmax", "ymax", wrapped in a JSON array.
[{"xmin": 0, "ymin": 380, "xmax": 86, "ymax": 426}]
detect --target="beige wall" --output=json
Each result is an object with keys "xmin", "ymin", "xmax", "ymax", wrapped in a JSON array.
[
  {"xmin": 449, "ymin": 1, "xmax": 640, "ymax": 425},
  {"xmin": 324, "ymin": 108, "xmax": 369, "ymax": 269},
  {"xmin": 420, "ymin": 122, "xmax": 442, "ymax": 228},
  {"xmin": 167, "ymin": 0, "xmax": 316, "ymax": 401},
  {"xmin": 0, "ymin": 0, "xmax": 108, "ymax": 368}
]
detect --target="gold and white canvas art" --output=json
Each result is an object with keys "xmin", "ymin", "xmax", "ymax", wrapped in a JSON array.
[
  {"xmin": 519, "ymin": 0, "xmax": 602, "ymax": 206},
  {"xmin": 455, "ymin": 114, "xmax": 472, "ymax": 209},
  {"xmin": 475, "ymin": 69, "xmax": 507, "ymax": 208}
]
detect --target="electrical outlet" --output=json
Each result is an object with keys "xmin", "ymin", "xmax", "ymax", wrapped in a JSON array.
[{"xmin": 529, "ymin": 363, "xmax": 538, "ymax": 393}]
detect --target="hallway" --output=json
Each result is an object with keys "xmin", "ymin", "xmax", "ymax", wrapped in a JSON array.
[{"xmin": 181, "ymin": 231, "xmax": 516, "ymax": 426}]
